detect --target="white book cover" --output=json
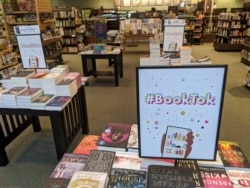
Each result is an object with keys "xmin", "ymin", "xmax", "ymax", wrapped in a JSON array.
[
  {"xmin": 67, "ymin": 171, "xmax": 108, "ymax": 188},
  {"xmin": 112, "ymin": 151, "xmax": 142, "ymax": 170}
]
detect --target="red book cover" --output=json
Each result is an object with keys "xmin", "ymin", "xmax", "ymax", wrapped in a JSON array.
[
  {"xmin": 73, "ymin": 135, "xmax": 99, "ymax": 155},
  {"xmin": 97, "ymin": 122, "xmax": 132, "ymax": 152}
]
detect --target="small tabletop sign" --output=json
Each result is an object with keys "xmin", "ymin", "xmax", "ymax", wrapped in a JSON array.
[
  {"xmin": 14, "ymin": 25, "xmax": 47, "ymax": 69},
  {"xmin": 163, "ymin": 19, "xmax": 185, "ymax": 52},
  {"xmin": 95, "ymin": 23, "xmax": 107, "ymax": 41}
]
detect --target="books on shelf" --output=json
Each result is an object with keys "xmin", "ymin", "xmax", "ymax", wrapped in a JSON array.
[
  {"xmin": 82, "ymin": 150, "xmax": 115, "ymax": 175},
  {"xmin": 73, "ymin": 135, "xmax": 100, "ymax": 155},
  {"xmin": 218, "ymin": 140, "xmax": 250, "ymax": 170},
  {"xmin": 50, "ymin": 153, "xmax": 88, "ymax": 179},
  {"xmin": 108, "ymin": 168, "xmax": 147, "ymax": 188},
  {"xmin": 67, "ymin": 171, "xmax": 108, "ymax": 188},
  {"xmin": 97, "ymin": 122, "xmax": 132, "ymax": 152},
  {"xmin": 30, "ymin": 94, "xmax": 55, "ymax": 110},
  {"xmin": 45, "ymin": 96, "xmax": 71, "ymax": 111},
  {"xmin": 146, "ymin": 165, "xmax": 197, "ymax": 188}
]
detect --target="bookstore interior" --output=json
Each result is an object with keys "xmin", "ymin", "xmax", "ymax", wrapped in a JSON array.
[{"xmin": 1, "ymin": 0, "xmax": 250, "ymax": 187}]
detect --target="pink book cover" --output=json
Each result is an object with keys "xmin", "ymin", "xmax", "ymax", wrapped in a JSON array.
[{"xmin": 73, "ymin": 135, "xmax": 99, "ymax": 155}]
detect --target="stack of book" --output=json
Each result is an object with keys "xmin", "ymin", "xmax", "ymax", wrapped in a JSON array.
[
  {"xmin": 56, "ymin": 79, "xmax": 77, "ymax": 97},
  {"xmin": 27, "ymin": 72, "xmax": 48, "ymax": 88},
  {"xmin": 64, "ymin": 72, "xmax": 82, "ymax": 89},
  {"xmin": 1, "ymin": 86, "xmax": 27, "ymax": 108},
  {"xmin": 16, "ymin": 88, "xmax": 43, "ymax": 109},
  {"xmin": 41, "ymin": 72, "xmax": 64, "ymax": 94},
  {"xmin": 10, "ymin": 70, "xmax": 36, "ymax": 87},
  {"xmin": 50, "ymin": 65, "xmax": 69, "ymax": 76}
]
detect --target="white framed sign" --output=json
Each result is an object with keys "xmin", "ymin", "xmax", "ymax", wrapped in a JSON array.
[
  {"xmin": 15, "ymin": 25, "xmax": 47, "ymax": 69},
  {"xmin": 163, "ymin": 19, "xmax": 185, "ymax": 52},
  {"xmin": 136, "ymin": 65, "xmax": 228, "ymax": 160}
]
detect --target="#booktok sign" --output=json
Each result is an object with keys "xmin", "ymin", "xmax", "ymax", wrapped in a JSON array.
[
  {"xmin": 136, "ymin": 65, "xmax": 228, "ymax": 160},
  {"xmin": 14, "ymin": 25, "xmax": 47, "ymax": 69}
]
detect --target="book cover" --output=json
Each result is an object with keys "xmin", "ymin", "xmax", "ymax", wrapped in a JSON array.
[
  {"xmin": 31, "ymin": 94, "xmax": 55, "ymax": 107},
  {"xmin": 108, "ymin": 168, "xmax": 147, "ymax": 188},
  {"xmin": 97, "ymin": 122, "xmax": 132, "ymax": 152},
  {"xmin": 2, "ymin": 86, "xmax": 27, "ymax": 96},
  {"xmin": 199, "ymin": 166, "xmax": 233, "ymax": 188},
  {"xmin": 147, "ymin": 165, "xmax": 197, "ymax": 188},
  {"xmin": 73, "ymin": 135, "xmax": 99, "ymax": 155},
  {"xmin": 226, "ymin": 169, "xmax": 250, "ymax": 187},
  {"xmin": 16, "ymin": 88, "xmax": 42, "ymax": 100},
  {"xmin": 112, "ymin": 151, "xmax": 142, "ymax": 170},
  {"xmin": 127, "ymin": 124, "xmax": 139, "ymax": 152},
  {"xmin": 45, "ymin": 96, "xmax": 71, "ymax": 111},
  {"xmin": 82, "ymin": 150, "xmax": 115, "ymax": 175},
  {"xmin": 50, "ymin": 153, "xmax": 88, "ymax": 179},
  {"xmin": 176, "ymin": 159, "xmax": 204, "ymax": 188},
  {"xmin": 218, "ymin": 141, "xmax": 250, "ymax": 169},
  {"xmin": 67, "ymin": 171, "xmax": 108, "ymax": 188},
  {"xmin": 11, "ymin": 70, "xmax": 35, "ymax": 78},
  {"xmin": 43, "ymin": 178, "xmax": 70, "ymax": 188}
]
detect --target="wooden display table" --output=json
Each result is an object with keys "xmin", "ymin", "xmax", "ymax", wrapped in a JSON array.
[
  {"xmin": 0, "ymin": 85, "xmax": 88, "ymax": 166},
  {"xmin": 79, "ymin": 50, "xmax": 123, "ymax": 86}
]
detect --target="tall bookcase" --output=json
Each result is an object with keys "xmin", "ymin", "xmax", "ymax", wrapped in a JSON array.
[
  {"xmin": 1, "ymin": 0, "xmax": 63, "ymax": 74},
  {"xmin": 214, "ymin": 12, "xmax": 247, "ymax": 51},
  {"xmin": 53, "ymin": 7, "xmax": 84, "ymax": 53}
]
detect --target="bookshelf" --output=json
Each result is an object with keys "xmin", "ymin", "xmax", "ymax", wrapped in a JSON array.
[
  {"xmin": 214, "ymin": 12, "xmax": 248, "ymax": 52},
  {"xmin": 53, "ymin": 7, "xmax": 84, "ymax": 54}
]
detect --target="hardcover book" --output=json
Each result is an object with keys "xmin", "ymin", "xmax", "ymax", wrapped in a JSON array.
[
  {"xmin": 45, "ymin": 96, "xmax": 71, "ymax": 111},
  {"xmin": 82, "ymin": 150, "xmax": 115, "ymax": 175},
  {"xmin": 199, "ymin": 166, "xmax": 233, "ymax": 188},
  {"xmin": 97, "ymin": 122, "xmax": 132, "ymax": 152},
  {"xmin": 147, "ymin": 165, "xmax": 197, "ymax": 188},
  {"xmin": 176, "ymin": 159, "xmax": 204, "ymax": 188},
  {"xmin": 50, "ymin": 153, "xmax": 88, "ymax": 179},
  {"xmin": 108, "ymin": 168, "xmax": 147, "ymax": 188},
  {"xmin": 73, "ymin": 135, "xmax": 99, "ymax": 155},
  {"xmin": 217, "ymin": 141, "xmax": 250, "ymax": 169},
  {"xmin": 67, "ymin": 171, "xmax": 108, "ymax": 188}
]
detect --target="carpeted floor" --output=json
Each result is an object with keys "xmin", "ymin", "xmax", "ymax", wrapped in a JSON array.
[{"xmin": 0, "ymin": 42, "xmax": 249, "ymax": 187}]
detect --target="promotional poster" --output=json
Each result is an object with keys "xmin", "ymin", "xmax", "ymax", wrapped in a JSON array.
[{"xmin": 136, "ymin": 65, "xmax": 227, "ymax": 160}]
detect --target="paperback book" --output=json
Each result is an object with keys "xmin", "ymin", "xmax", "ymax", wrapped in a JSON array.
[
  {"xmin": 97, "ymin": 122, "xmax": 132, "ymax": 152},
  {"xmin": 226, "ymin": 169, "xmax": 250, "ymax": 187},
  {"xmin": 16, "ymin": 88, "xmax": 43, "ymax": 101},
  {"xmin": 73, "ymin": 135, "xmax": 99, "ymax": 155},
  {"xmin": 45, "ymin": 96, "xmax": 71, "ymax": 111},
  {"xmin": 112, "ymin": 151, "xmax": 142, "ymax": 170},
  {"xmin": 147, "ymin": 165, "xmax": 197, "ymax": 188},
  {"xmin": 30, "ymin": 94, "xmax": 55, "ymax": 110},
  {"xmin": 108, "ymin": 168, "xmax": 147, "ymax": 188},
  {"xmin": 217, "ymin": 141, "xmax": 250, "ymax": 169},
  {"xmin": 82, "ymin": 150, "xmax": 115, "ymax": 175},
  {"xmin": 176, "ymin": 159, "xmax": 204, "ymax": 188},
  {"xmin": 50, "ymin": 153, "xmax": 88, "ymax": 179},
  {"xmin": 67, "ymin": 171, "xmax": 108, "ymax": 188},
  {"xmin": 127, "ymin": 123, "xmax": 139, "ymax": 152},
  {"xmin": 43, "ymin": 178, "xmax": 70, "ymax": 188},
  {"xmin": 199, "ymin": 166, "xmax": 233, "ymax": 188}
]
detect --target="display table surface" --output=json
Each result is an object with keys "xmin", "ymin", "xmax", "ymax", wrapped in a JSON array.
[
  {"xmin": 0, "ymin": 85, "xmax": 88, "ymax": 166},
  {"xmin": 78, "ymin": 51, "xmax": 123, "ymax": 86}
]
